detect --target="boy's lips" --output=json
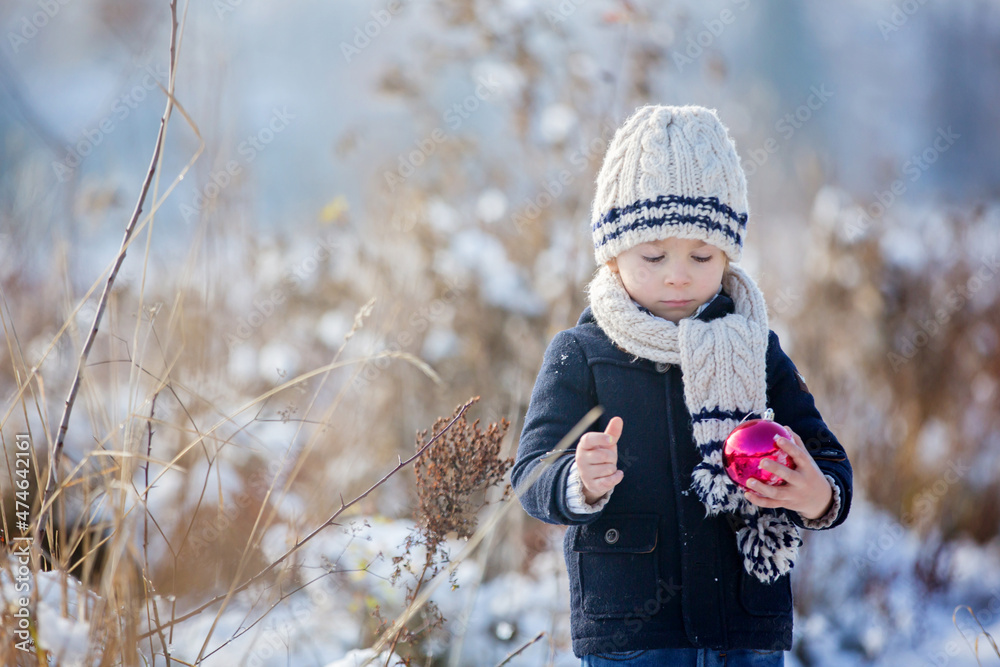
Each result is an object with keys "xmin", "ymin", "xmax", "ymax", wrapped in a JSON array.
[{"xmin": 661, "ymin": 299, "xmax": 693, "ymax": 307}]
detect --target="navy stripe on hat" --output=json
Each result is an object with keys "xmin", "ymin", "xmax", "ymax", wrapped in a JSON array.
[{"xmin": 592, "ymin": 194, "xmax": 747, "ymax": 250}]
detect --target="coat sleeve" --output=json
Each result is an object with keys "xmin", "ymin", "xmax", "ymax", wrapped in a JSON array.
[
  {"xmin": 511, "ymin": 329, "xmax": 605, "ymax": 526},
  {"xmin": 765, "ymin": 330, "xmax": 853, "ymax": 530}
]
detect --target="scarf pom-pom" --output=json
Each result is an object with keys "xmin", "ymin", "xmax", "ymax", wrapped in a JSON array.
[
  {"xmin": 691, "ymin": 456, "xmax": 745, "ymax": 515},
  {"xmin": 735, "ymin": 511, "xmax": 803, "ymax": 583}
]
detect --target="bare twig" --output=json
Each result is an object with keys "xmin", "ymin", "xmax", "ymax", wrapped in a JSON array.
[
  {"xmin": 198, "ymin": 570, "xmax": 337, "ymax": 662},
  {"xmin": 383, "ymin": 560, "xmax": 430, "ymax": 666},
  {"xmin": 142, "ymin": 392, "xmax": 172, "ymax": 667},
  {"xmin": 139, "ymin": 397, "xmax": 478, "ymax": 642},
  {"xmin": 35, "ymin": 0, "xmax": 181, "ymax": 556},
  {"xmin": 495, "ymin": 631, "xmax": 546, "ymax": 667}
]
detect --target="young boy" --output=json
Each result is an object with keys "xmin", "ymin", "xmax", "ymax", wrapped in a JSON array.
[{"xmin": 511, "ymin": 105, "xmax": 852, "ymax": 666}]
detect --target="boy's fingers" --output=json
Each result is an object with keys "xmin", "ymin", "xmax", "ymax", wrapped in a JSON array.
[
  {"xmin": 593, "ymin": 470, "xmax": 624, "ymax": 490},
  {"xmin": 579, "ymin": 446, "xmax": 616, "ymax": 465},
  {"xmin": 580, "ymin": 431, "xmax": 615, "ymax": 451},
  {"xmin": 745, "ymin": 478, "xmax": 784, "ymax": 501},
  {"xmin": 757, "ymin": 460, "xmax": 786, "ymax": 483},
  {"xmin": 745, "ymin": 489, "xmax": 779, "ymax": 508},
  {"xmin": 759, "ymin": 458, "xmax": 798, "ymax": 484},
  {"xmin": 586, "ymin": 464, "xmax": 621, "ymax": 481},
  {"xmin": 773, "ymin": 429, "xmax": 810, "ymax": 467},
  {"xmin": 579, "ymin": 444, "xmax": 617, "ymax": 470},
  {"xmin": 604, "ymin": 416, "xmax": 624, "ymax": 444}
]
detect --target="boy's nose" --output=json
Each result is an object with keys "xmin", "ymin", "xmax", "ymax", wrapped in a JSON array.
[{"xmin": 663, "ymin": 265, "xmax": 691, "ymax": 285}]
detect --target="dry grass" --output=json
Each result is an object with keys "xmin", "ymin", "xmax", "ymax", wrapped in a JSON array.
[{"xmin": 791, "ymin": 196, "xmax": 999, "ymax": 548}]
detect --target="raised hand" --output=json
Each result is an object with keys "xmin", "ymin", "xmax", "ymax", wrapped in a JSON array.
[{"xmin": 576, "ymin": 416, "xmax": 625, "ymax": 505}]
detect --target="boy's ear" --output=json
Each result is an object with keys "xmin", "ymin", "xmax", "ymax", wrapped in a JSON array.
[{"xmin": 607, "ymin": 258, "xmax": 619, "ymax": 273}]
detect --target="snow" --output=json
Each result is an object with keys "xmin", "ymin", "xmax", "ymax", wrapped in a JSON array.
[
  {"xmin": 258, "ymin": 342, "xmax": 301, "ymax": 384},
  {"xmin": 879, "ymin": 223, "xmax": 928, "ymax": 271},
  {"xmin": 471, "ymin": 59, "xmax": 527, "ymax": 101},
  {"xmin": 0, "ymin": 555, "xmax": 108, "ymax": 666},
  {"xmin": 448, "ymin": 228, "xmax": 546, "ymax": 315},
  {"xmin": 421, "ymin": 325, "xmax": 460, "ymax": 362},
  {"xmin": 36, "ymin": 605, "xmax": 94, "ymax": 667},
  {"xmin": 539, "ymin": 103, "xmax": 579, "ymax": 145},
  {"xmin": 427, "ymin": 198, "xmax": 461, "ymax": 235},
  {"xmin": 5, "ymin": 493, "xmax": 1000, "ymax": 665},
  {"xmin": 317, "ymin": 309, "xmax": 354, "ymax": 349},
  {"xmin": 228, "ymin": 344, "xmax": 259, "ymax": 383},
  {"xmin": 324, "ymin": 649, "xmax": 399, "ymax": 667},
  {"xmin": 916, "ymin": 418, "xmax": 951, "ymax": 468},
  {"xmin": 476, "ymin": 188, "xmax": 509, "ymax": 224},
  {"xmin": 256, "ymin": 244, "xmax": 288, "ymax": 288}
]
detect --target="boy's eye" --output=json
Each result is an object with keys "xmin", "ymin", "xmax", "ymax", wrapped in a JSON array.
[{"xmin": 640, "ymin": 254, "xmax": 713, "ymax": 263}]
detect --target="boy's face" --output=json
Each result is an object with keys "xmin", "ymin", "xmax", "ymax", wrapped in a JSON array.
[{"xmin": 607, "ymin": 237, "xmax": 727, "ymax": 323}]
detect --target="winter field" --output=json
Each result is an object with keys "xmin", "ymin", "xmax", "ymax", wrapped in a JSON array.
[{"xmin": 1, "ymin": 0, "xmax": 1000, "ymax": 665}]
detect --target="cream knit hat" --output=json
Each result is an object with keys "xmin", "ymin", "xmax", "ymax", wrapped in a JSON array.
[{"xmin": 590, "ymin": 105, "xmax": 749, "ymax": 265}]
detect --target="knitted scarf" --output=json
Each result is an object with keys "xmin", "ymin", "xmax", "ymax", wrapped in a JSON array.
[{"xmin": 586, "ymin": 263, "xmax": 801, "ymax": 584}]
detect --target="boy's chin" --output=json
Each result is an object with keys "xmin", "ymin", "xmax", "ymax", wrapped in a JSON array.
[{"xmin": 649, "ymin": 304, "xmax": 698, "ymax": 322}]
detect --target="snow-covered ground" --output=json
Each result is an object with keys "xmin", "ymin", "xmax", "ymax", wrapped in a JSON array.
[{"xmin": 5, "ymin": 492, "xmax": 1000, "ymax": 665}]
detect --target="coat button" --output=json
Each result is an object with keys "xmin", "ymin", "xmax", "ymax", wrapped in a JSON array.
[
  {"xmin": 655, "ymin": 362, "xmax": 671, "ymax": 373},
  {"xmin": 604, "ymin": 528, "xmax": 619, "ymax": 544}
]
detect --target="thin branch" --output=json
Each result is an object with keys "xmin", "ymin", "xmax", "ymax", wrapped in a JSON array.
[
  {"xmin": 495, "ymin": 631, "xmax": 546, "ymax": 667},
  {"xmin": 35, "ymin": 0, "xmax": 181, "ymax": 555},
  {"xmin": 139, "ymin": 397, "xmax": 478, "ymax": 641},
  {"xmin": 198, "ymin": 570, "xmax": 336, "ymax": 662},
  {"xmin": 143, "ymin": 392, "xmax": 171, "ymax": 667},
  {"xmin": 384, "ymin": 560, "xmax": 430, "ymax": 666}
]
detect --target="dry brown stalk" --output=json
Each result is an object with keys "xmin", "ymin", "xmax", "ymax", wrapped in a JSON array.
[{"xmin": 380, "ymin": 397, "xmax": 513, "ymax": 664}]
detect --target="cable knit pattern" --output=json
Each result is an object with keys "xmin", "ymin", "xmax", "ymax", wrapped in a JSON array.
[
  {"xmin": 587, "ymin": 263, "xmax": 802, "ymax": 584},
  {"xmin": 591, "ymin": 105, "xmax": 749, "ymax": 265}
]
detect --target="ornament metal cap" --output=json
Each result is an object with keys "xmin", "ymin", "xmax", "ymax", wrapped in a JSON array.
[{"xmin": 738, "ymin": 408, "xmax": 774, "ymax": 425}]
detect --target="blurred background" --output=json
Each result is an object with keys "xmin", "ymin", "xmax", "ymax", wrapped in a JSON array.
[{"xmin": 1, "ymin": 0, "xmax": 999, "ymax": 664}]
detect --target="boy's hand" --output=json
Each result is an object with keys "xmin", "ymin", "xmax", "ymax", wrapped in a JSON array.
[
  {"xmin": 743, "ymin": 426, "xmax": 835, "ymax": 521},
  {"xmin": 576, "ymin": 416, "xmax": 625, "ymax": 505}
]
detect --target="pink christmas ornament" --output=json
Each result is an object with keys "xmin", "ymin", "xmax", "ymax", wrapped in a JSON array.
[{"xmin": 723, "ymin": 410, "xmax": 796, "ymax": 490}]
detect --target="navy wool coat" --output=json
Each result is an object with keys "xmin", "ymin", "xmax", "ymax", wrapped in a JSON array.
[{"xmin": 511, "ymin": 292, "xmax": 853, "ymax": 657}]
